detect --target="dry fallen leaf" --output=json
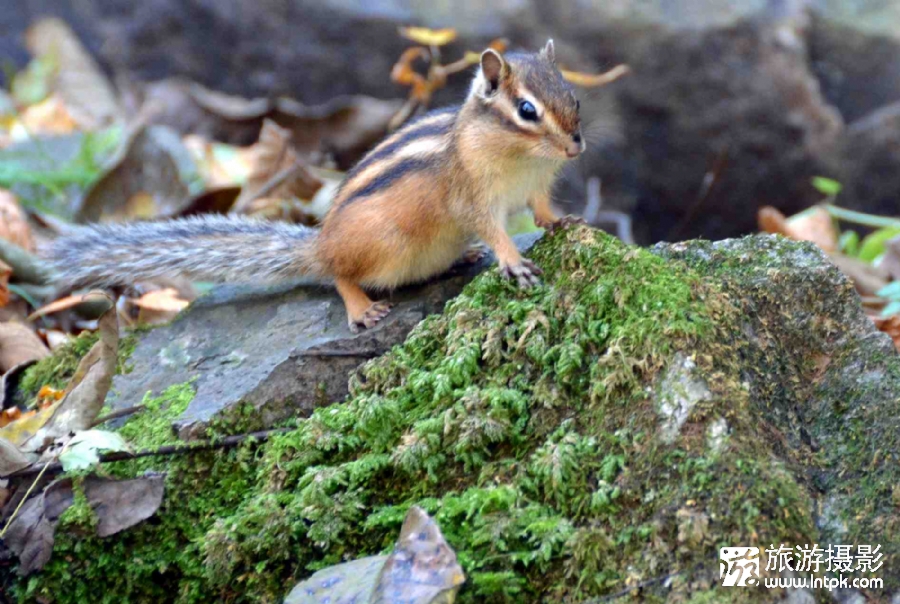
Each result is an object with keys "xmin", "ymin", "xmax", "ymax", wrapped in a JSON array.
[
  {"xmin": 76, "ymin": 123, "xmax": 192, "ymax": 223},
  {"xmin": 561, "ymin": 65, "xmax": 631, "ymax": 88},
  {"xmin": 0, "ymin": 190, "xmax": 35, "ymax": 252},
  {"xmin": 2, "ymin": 478, "xmax": 72, "ymax": 575},
  {"xmin": 125, "ymin": 287, "xmax": 190, "ymax": 325},
  {"xmin": 231, "ymin": 119, "xmax": 323, "ymax": 215},
  {"xmin": 29, "ymin": 293, "xmax": 97, "ymax": 321},
  {"xmin": 25, "ymin": 18, "xmax": 122, "ymax": 129},
  {"xmin": 758, "ymin": 206, "xmax": 838, "ymax": 253},
  {"xmin": 0, "ymin": 322, "xmax": 50, "ymax": 373},
  {"xmin": 4, "ymin": 297, "xmax": 117, "ymax": 452},
  {"xmin": 398, "ymin": 26, "xmax": 458, "ymax": 47},
  {"xmin": 143, "ymin": 79, "xmax": 402, "ymax": 169},
  {"xmin": 83, "ymin": 474, "xmax": 165, "ymax": 537},
  {"xmin": 870, "ymin": 314, "xmax": 900, "ymax": 351}
]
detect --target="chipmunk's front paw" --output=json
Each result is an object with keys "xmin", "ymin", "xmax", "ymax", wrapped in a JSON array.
[
  {"xmin": 539, "ymin": 214, "xmax": 586, "ymax": 235},
  {"xmin": 348, "ymin": 301, "xmax": 392, "ymax": 333},
  {"xmin": 499, "ymin": 259, "xmax": 542, "ymax": 288}
]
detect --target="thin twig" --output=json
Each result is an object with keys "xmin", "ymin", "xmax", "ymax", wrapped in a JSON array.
[
  {"xmin": 9, "ymin": 428, "xmax": 290, "ymax": 479},
  {"xmin": 0, "ymin": 440, "xmax": 72, "ymax": 537},
  {"xmin": 90, "ymin": 405, "xmax": 145, "ymax": 428}
]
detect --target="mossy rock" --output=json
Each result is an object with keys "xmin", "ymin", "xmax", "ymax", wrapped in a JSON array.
[{"xmin": 10, "ymin": 227, "xmax": 899, "ymax": 603}]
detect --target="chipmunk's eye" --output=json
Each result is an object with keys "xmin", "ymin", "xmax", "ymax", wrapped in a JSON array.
[
  {"xmin": 576, "ymin": 99, "xmax": 581, "ymax": 112},
  {"xmin": 517, "ymin": 100, "xmax": 538, "ymax": 122}
]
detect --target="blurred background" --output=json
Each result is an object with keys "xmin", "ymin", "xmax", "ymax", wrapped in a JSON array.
[{"xmin": 1, "ymin": 0, "xmax": 899, "ymax": 245}]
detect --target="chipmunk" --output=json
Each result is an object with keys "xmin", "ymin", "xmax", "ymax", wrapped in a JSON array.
[{"xmin": 48, "ymin": 40, "xmax": 585, "ymax": 333}]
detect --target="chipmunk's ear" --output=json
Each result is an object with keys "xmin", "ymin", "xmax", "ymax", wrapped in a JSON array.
[
  {"xmin": 478, "ymin": 49, "xmax": 507, "ymax": 96},
  {"xmin": 541, "ymin": 39, "xmax": 556, "ymax": 64}
]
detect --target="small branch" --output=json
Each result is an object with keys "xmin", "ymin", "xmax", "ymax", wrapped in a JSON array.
[
  {"xmin": 90, "ymin": 405, "xmax": 145, "ymax": 428},
  {"xmin": 9, "ymin": 428, "xmax": 291, "ymax": 479}
]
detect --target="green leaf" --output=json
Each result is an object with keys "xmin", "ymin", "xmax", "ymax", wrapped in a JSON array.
[
  {"xmin": 881, "ymin": 300, "xmax": 900, "ymax": 318},
  {"xmin": 858, "ymin": 227, "xmax": 900, "ymax": 263},
  {"xmin": 811, "ymin": 176, "xmax": 842, "ymax": 196},
  {"xmin": 59, "ymin": 429, "xmax": 130, "ymax": 472},
  {"xmin": 838, "ymin": 230, "xmax": 859, "ymax": 257}
]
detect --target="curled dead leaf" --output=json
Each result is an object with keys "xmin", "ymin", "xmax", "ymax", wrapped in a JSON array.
[
  {"xmin": 7, "ymin": 298, "xmax": 117, "ymax": 452},
  {"xmin": 398, "ymin": 26, "xmax": 458, "ymax": 47},
  {"xmin": 561, "ymin": 64, "xmax": 631, "ymax": 87},
  {"xmin": 0, "ymin": 322, "xmax": 49, "ymax": 373},
  {"xmin": 231, "ymin": 120, "xmax": 323, "ymax": 215}
]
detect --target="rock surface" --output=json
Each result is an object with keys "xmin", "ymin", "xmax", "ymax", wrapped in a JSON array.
[
  {"xmin": 14, "ymin": 226, "xmax": 900, "ymax": 603},
  {"xmin": 105, "ymin": 233, "xmax": 541, "ymax": 439},
  {"xmin": 7, "ymin": 2, "xmax": 900, "ymax": 242}
]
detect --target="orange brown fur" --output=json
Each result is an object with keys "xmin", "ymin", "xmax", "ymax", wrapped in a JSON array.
[{"xmin": 313, "ymin": 40, "xmax": 585, "ymax": 331}]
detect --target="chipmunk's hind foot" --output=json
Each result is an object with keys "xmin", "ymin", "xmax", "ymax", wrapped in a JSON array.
[{"xmin": 349, "ymin": 301, "xmax": 392, "ymax": 333}]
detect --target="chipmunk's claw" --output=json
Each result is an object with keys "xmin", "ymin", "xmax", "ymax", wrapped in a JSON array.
[
  {"xmin": 500, "ymin": 259, "xmax": 542, "ymax": 288},
  {"xmin": 540, "ymin": 214, "xmax": 586, "ymax": 235},
  {"xmin": 348, "ymin": 301, "xmax": 392, "ymax": 333}
]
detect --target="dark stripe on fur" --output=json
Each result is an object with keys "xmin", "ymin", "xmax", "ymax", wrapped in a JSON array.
[
  {"xmin": 339, "ymin": 157, "xmax": 437, "ymax": 208},
  {"xmin": 339, "ymin": 106, "xmax": 457, "ymax": 188}
]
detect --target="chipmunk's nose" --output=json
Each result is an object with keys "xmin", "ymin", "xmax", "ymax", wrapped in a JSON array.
[{"xmin": 566, "ymin": 133, "xmax": 584, "ymax": 158}]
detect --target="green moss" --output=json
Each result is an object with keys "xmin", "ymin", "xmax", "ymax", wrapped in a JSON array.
[
  {"xmin": 15, "ymin": 229, "xmax": 895, "ymax": 602},
  {"xmin": 18, "ymin": 328, "xmax": 144, "ymax": 402}
]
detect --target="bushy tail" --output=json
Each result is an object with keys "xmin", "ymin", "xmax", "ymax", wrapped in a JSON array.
[{"xmin": 45, "ymin": 215, "xmax": 323, "ymax": 289}]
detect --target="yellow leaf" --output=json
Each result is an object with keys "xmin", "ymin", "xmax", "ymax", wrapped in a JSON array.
[
  {"xmin": 561, "ymin": 64, "xmax": 631, "ymax": 88},
  {"xmin": 398, "ymin": 26, "xmax": 457, "ymax": 47}
]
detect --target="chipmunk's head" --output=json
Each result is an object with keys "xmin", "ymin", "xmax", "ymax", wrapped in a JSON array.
[{"xmin": 468, "ymin": 40, "xmax": 584, "ymax": 161}]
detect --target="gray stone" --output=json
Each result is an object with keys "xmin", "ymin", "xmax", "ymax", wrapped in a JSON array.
[{"xmin": 105, "ymin": 232, "xmax": 541, "ymax": 439}]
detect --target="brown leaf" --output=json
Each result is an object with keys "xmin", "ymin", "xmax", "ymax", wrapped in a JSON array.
[
  {"xmin": 231, "ymin": 119, "xmax": 324, "ymax": 217},
  {"xmin": 3, "ymin": 478, "xmax": 73, "ymax": 576},
  {"xmin": 20, "ymin": 299, "xmax": 117, "ymax": 452},
  {"xmin": 143, "ymin": 80, "xmax": 402, "ymax": 169},
  {"xmin": 25, "ymin": 18, "xmax": 121, "ymax": 129},
  {"xmin": 0, "ymin": 434, "xmax": 36, "ymax": 475},
  {"xmin": 28, "ymin": 293, "xmax": 97, "ymax": 321},
  {"xmin": 76, "ymin": 124, "xmax": 191, "ymax": 223},
  {"xmin": 871, "ymin": 314, "xmax": 900, "ymax": 352},
  {"xmin": 758, "ymin": 205, "xmax": 838, "ymax": 253},
  {"xmin": 0, "ymin": 322, "xmax": 49, "ymax": 373},
  {"xmin": 0, "ymin": 190, "xmax": 35, "ymax": 252},
  {"xmin": 83, "ymin": 474, "xmax": 165, "ymax": 537}
]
